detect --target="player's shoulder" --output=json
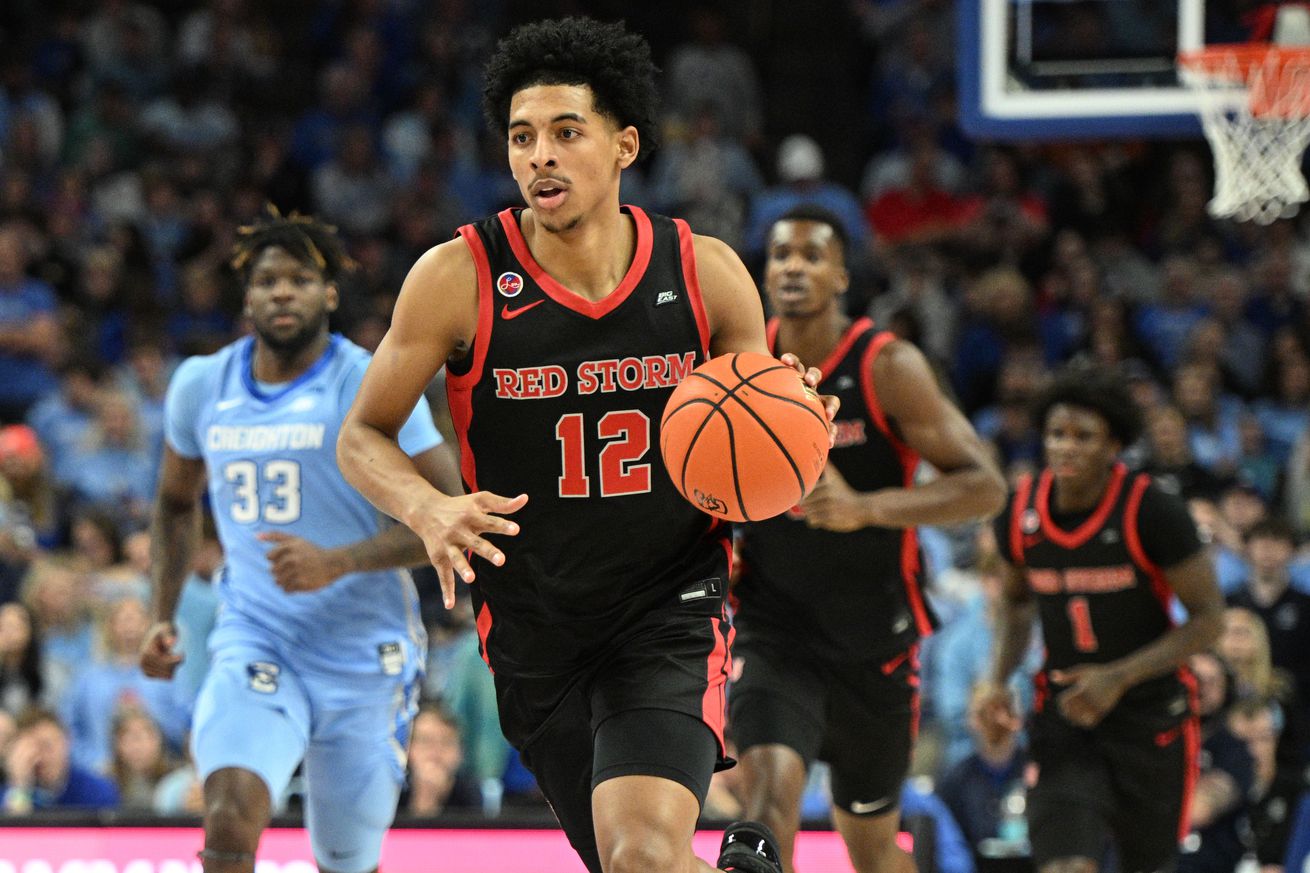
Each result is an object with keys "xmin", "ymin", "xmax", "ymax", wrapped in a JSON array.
[{"xmin": 407, "ymin": 235, "xmax": 478, "ymax": 289}]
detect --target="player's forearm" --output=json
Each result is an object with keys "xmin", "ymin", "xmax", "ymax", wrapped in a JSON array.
[
  {"xmin": 148, "ymin": 498, "xmax": 201, "ymax": 621},
  {"xmin": 990, "ymin": 596, "xmax": 1037, "ymax": 686},
  {"xmin": 326, "ymin": 522, "xmax": 429, "ymax": 577},
  {"xmin": 1103, "ymin": 606, "xmax": 1224, "ymax": 690},
  {"xmin": 338, "ymin": 418, "xmax": 450, "ymax": 529},
  {"xmin": 863, "ymin": 466, "xmax": 1006, "ymax": 527}
]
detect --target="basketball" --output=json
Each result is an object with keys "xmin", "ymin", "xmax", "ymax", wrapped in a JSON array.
[{"xmin": 660, "ymin": 352, "xmax": 830, "ymax": 523}]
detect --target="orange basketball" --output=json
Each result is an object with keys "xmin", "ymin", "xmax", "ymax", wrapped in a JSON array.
[{"xmin": 660, "ymin": 352, "xmax": 830, "ymax": 523}]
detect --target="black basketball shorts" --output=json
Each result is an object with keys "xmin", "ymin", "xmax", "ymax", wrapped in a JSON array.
[
  {"xmin": 490, "ymin": 577, "xmax": 735, "ymax": 873},
  {"xmin": 1027, "ymin": 698, "xmax": 1198, "ymax": 873},
  {"xmin": 728, "ymin": 634, "xmax": 919, "ymax": 816}
]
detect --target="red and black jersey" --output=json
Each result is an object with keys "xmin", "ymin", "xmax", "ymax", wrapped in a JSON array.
[
  {"xmin": 734, "ymin": 318, "xmax": 933, "ymax": 663},
  {"xmin": 446, "ymin": 206, "xmax": 729, "ymax": 676},
  {"xmin": 997, "ymin": 463, "xmax": 1204, "ymax": 706}
]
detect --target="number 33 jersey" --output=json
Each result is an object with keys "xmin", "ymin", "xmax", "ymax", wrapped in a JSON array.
[
  {"xmin": 447, "ymin": 206, "xmax": 730, "ymax": 675},
  {"xmin": 164, "ymin": 334, "xmax": 440, "ymax": 699}
]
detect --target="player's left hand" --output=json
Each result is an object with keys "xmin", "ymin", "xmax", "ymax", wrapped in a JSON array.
[
  {"xmin": 259, "ymin": 531, "xmax": 346, "ymax": 593},
  {"xmin": 779, "ymin": 352, "xmax": 840, "ymax": 447},
  {"xmin": 1050, "ymin": 663, "xmax": 1128, "ymax": 728},
  {"xmin": 799, "ymin": 464, "xmax": 871, "ymax": 532}
]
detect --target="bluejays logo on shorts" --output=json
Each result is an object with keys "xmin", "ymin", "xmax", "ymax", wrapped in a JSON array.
[
  {"xmin": 497, "ymin": 272, "xmax": 524, "ymax": 298},
  {"xmin": 247, "ymin": 661, "xmax": 280, "ymax": 694}
]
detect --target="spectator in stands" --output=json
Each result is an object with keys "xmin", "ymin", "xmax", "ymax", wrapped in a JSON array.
[
  {"xmin": 167, "ymin": 262, "xmax": 235, "ymax": 356},
  {"xmin": 1230, "ymin": 696, "xmax": 1309, "ymax": 870},
  {"xmin": 1207, "ymin": 268, "xmax": 1266, "ymax": 397},
  {"xmin": 951, "ymin": 268, "xmax": 1041, "ymax": 415},
  {"xmin": 290, "ymin": 63, "xmax": 377, "ymax": 172},
  {"xmin": 1254, "ymin": 347, "xmax": 1310, "ymax": 464},
  {"xmin": 951, "ymin": 146, "xmax": 1049, "ymax": 264},
  {"xmin": 1288, "ymin": 429, "xmax": 1310, "ymax": 539},
  {"xmin": 1220, "ymin": 606, "xmax": 1308, "ymax": 772},
  {"xmin": 663, "ymin": 5, "xmax": 763, "ymax": 147},
  {"xmin": 311, "ymin": 122, "xmax": 394, "ymax": 237},
  {"xmin": 1172, "ymin": 360, "xmax": 1244, "ymax": 477},
  {"xmin": 938, "ymin": 683, "xmax": 1028, "ymax": 855},
  {"xmin": 648, "ymin": 101, "xmax": 764, "ymax": 252},
  {"xmin": 110, "ymin": 705, "xmax": 175, "ymax": 810},
  {"xmin": 0, "ymin": 222, "xmax": 59, "ymax": 423},
  {"xmin": 1178, "ymin": 651, "xmax": 1254, "ymax": 873},
  {"xmin": 1143, "ymin": 404, "xmax": 1230, "ymax": 502},
  {"xmin": 868, "ymin": 246, "xmax": 956, "ymax": 366},
  {"xmin": 744, "ymin": 134, "xmax": 872, "ymax": 267},
  {"xmin": 1135, "ymin": 254, "xmax": 1209, "ymax": 372},
  {"xmin": 0, "ymin": 601, "xmax": 43, "ymax": 716},
  {"xmin": 60, "ymin": 594, "xmax": 186, "ymax": 771},
  {"xmin": 22, "ymin": 559, "xmax": 92, "ymax": 707},
  {"xmin": 25, "ymin": 357, "xmax": 105, "ymax": 483},
  {"xmin": 398, "ymin": 702, "xmax": 480, "ymax": 818},
  {"xmin": 0, "ymin": 423, "xmax": 57, "ymax": 550},
  {"xmin": 1228, "ymin": 519, "xmax": 1310, "ymax": 715},
  {"xmin": 68, "ymin": 507, "xmax": 125, "ymax": 576},
  {"xmin": 57, "ymin": 388, "xmax": 157, "ymax": 527},
  {"xmin": 1, "ymin": 705, "xmax": 118, "ymax": 813}
]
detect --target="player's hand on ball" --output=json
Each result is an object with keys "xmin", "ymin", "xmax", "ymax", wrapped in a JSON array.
[
  {"xmin": 412, "ymin": 491, "xmax": 527, "ymax": 609},
  {"xmin": 778, "ymin": 352, "xmax": 840, "ymax": 445},
  {"xmin": 139, "ymin": 621, "xmax": 184, "ymax": 679},
  {"xmin": 259, "ymin": 532, "xmax": 343, "ymax": 593},
  {"xmin": 1051, "ymin": 664, "xmax": 1127, "ymax": 728}
]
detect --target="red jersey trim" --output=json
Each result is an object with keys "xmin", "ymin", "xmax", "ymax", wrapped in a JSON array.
[
  {"xmin": 446, "ymin": 225, "xmax": 495, "ymax": 491},
  {"xmin": 858, "ymin": 331, "xmax": 930, "ymax": 637},
  {"xmin": 1178, "ymin": 666, "xmax": 1200, "ymax": 840},
  {"xmin": 1124, "ymin": 472, "xmax": 1175, "ymax": 622},
  {"xmin": 1010, "ymin": 474, "xmax": 1035, "ymax": 567},
  {"xmin": 673, "ymin": 218, "xmax": 711, "ymax": 356},
  {"xmin": 497, "ymin": 205, "xmax": 654, "ymax": 320},
  {"xmin": 475, "ymin": 600, "xmax": 494, "ymax": 672},
  {"xmin": 701, "ymin": 612, "xmax": 733, "ymax": 753},
  {"xmin": 764, "ymin": 317, "xmax": 874, "ymax": 384},
  {"xmin": 1036, "ymin": 462, "xmax": 1128, "ymax": 550}
]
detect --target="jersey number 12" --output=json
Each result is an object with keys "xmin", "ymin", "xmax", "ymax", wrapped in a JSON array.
[{"xmin": 555, "ymin": 411, "xmax": 652, "ymax": 498}]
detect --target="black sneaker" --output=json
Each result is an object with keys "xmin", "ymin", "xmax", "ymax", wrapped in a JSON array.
[{"xmin": 716, "ymin": 820, "xmax": 783, "ymax": 873}]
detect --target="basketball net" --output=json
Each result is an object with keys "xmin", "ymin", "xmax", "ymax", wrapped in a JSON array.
[{"xmin": 1178, "ymin": 4, "xmax": 1310, "ymax": 223}]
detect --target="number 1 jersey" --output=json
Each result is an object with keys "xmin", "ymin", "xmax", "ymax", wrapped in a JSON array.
[
  {"xmin": 164, "ymin": 334, "xmax": 440, "ymax": 704},
  {"xmin": 447, "ymin": 206, "xmax": 729, "ymax": 676}
]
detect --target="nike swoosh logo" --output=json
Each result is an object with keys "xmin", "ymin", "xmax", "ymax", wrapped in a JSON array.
[
  {"xmin": 849, "ymin": 797, "xmax": 894, "ymax": 815},
  {"xmin": 502, "ymin": 300, "xmax": 545, "ymax": 320},
  {"xmin": 215, "ymin": 398, "xmax": 243, "ymax": 411}
]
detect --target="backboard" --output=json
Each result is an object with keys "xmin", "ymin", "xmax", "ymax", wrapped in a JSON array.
[{"xmin": 958, "ymin": 0, "xmax": 1246, "ymax": 139}]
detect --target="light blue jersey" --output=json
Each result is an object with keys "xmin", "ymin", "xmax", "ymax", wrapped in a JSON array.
[{"xmin": 165, "ymin": 334, "xmax": 438, "ymax": 709}]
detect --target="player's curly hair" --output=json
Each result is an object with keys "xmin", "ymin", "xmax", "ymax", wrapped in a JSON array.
[
  {"xmin": 229, "ymin": 206, "xmax": 355, "ymax": 284},
  {"xmin": 481, "ymin": 17, "xmax": 660, "ymax": 157},
  {"xmin": 1032, "ymin": 360, "xmax": 1144, "ymax": 446}
]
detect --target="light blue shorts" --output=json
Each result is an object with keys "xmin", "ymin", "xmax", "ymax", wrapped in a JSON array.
[{"xmin": 192, "ymin": 637, "xmax": 417, "ymax": 873}]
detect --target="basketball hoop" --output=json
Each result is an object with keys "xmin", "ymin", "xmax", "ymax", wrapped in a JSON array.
[{"xmin": 1178, "ymin": 42, "xmax": 1310, "ymax": 223}]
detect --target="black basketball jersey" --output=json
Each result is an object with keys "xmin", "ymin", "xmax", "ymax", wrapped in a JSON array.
[
  {"xmin": 734, "ymin": 318, "xmax": 933, "ymax": 663},
  {"xmin": 446, "ymin": 206, "xmax": 729, "ymax": 675},
  {"xmin": 1005, "ymin": 463, "xmax": 1189, "ymax": 706}
]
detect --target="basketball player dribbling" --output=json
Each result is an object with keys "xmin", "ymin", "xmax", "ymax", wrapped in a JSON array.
[
  {"xmin": 337, "ymin": 17, "xmax": 836, "ymax": 873},
  {"xmin": 979, "ymin": 363, "xmax": 1224, "ymax": 873},
  {"xmin": 729, "ymin": 206, "xmax": 1006, "ymax": 873}
]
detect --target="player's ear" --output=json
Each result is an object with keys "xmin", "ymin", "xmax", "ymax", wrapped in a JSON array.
[
  {"xmin": 616, "ymin": 125, "xmax": 639, "ymax": 170},
  {"xmin": 325, "ymin": 283, "xmax": 339, "ymax": 314}
]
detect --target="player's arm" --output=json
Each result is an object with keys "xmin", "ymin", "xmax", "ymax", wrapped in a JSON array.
[
  {"xmin": 141, "ymin": 444, "xmax": 207, "ymax": 679},
  {"xmin": 977, "ymin": 555, "xmax": 1036, "ymax": 735},
  {"xmin": 693, "ymin": 234, "xmax": 839, "ymax": 423},
  {"xmin": 801, "ymin": 339, "xmax": 1005, "ymax": 532},
  {"xmin": 337, "ymin": 240, "xmax": 525, "ymax": 607},
  {"xmin": 265, "ymin": 444, "xmax": 462, "ymax": 592}
]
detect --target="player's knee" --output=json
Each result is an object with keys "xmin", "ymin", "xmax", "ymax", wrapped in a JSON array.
[
  {"xmin": 601, "ymin": 834, "xmax": 685, "ymax": 873},
  {"xmin": 203, "ymin": 773, "xmax": 269, "ymax": 849}
]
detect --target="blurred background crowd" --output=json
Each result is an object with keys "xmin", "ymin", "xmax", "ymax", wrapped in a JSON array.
[{"xmin": 1, "ymin": 0, "xmax": 1310, "ymax": 871}]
